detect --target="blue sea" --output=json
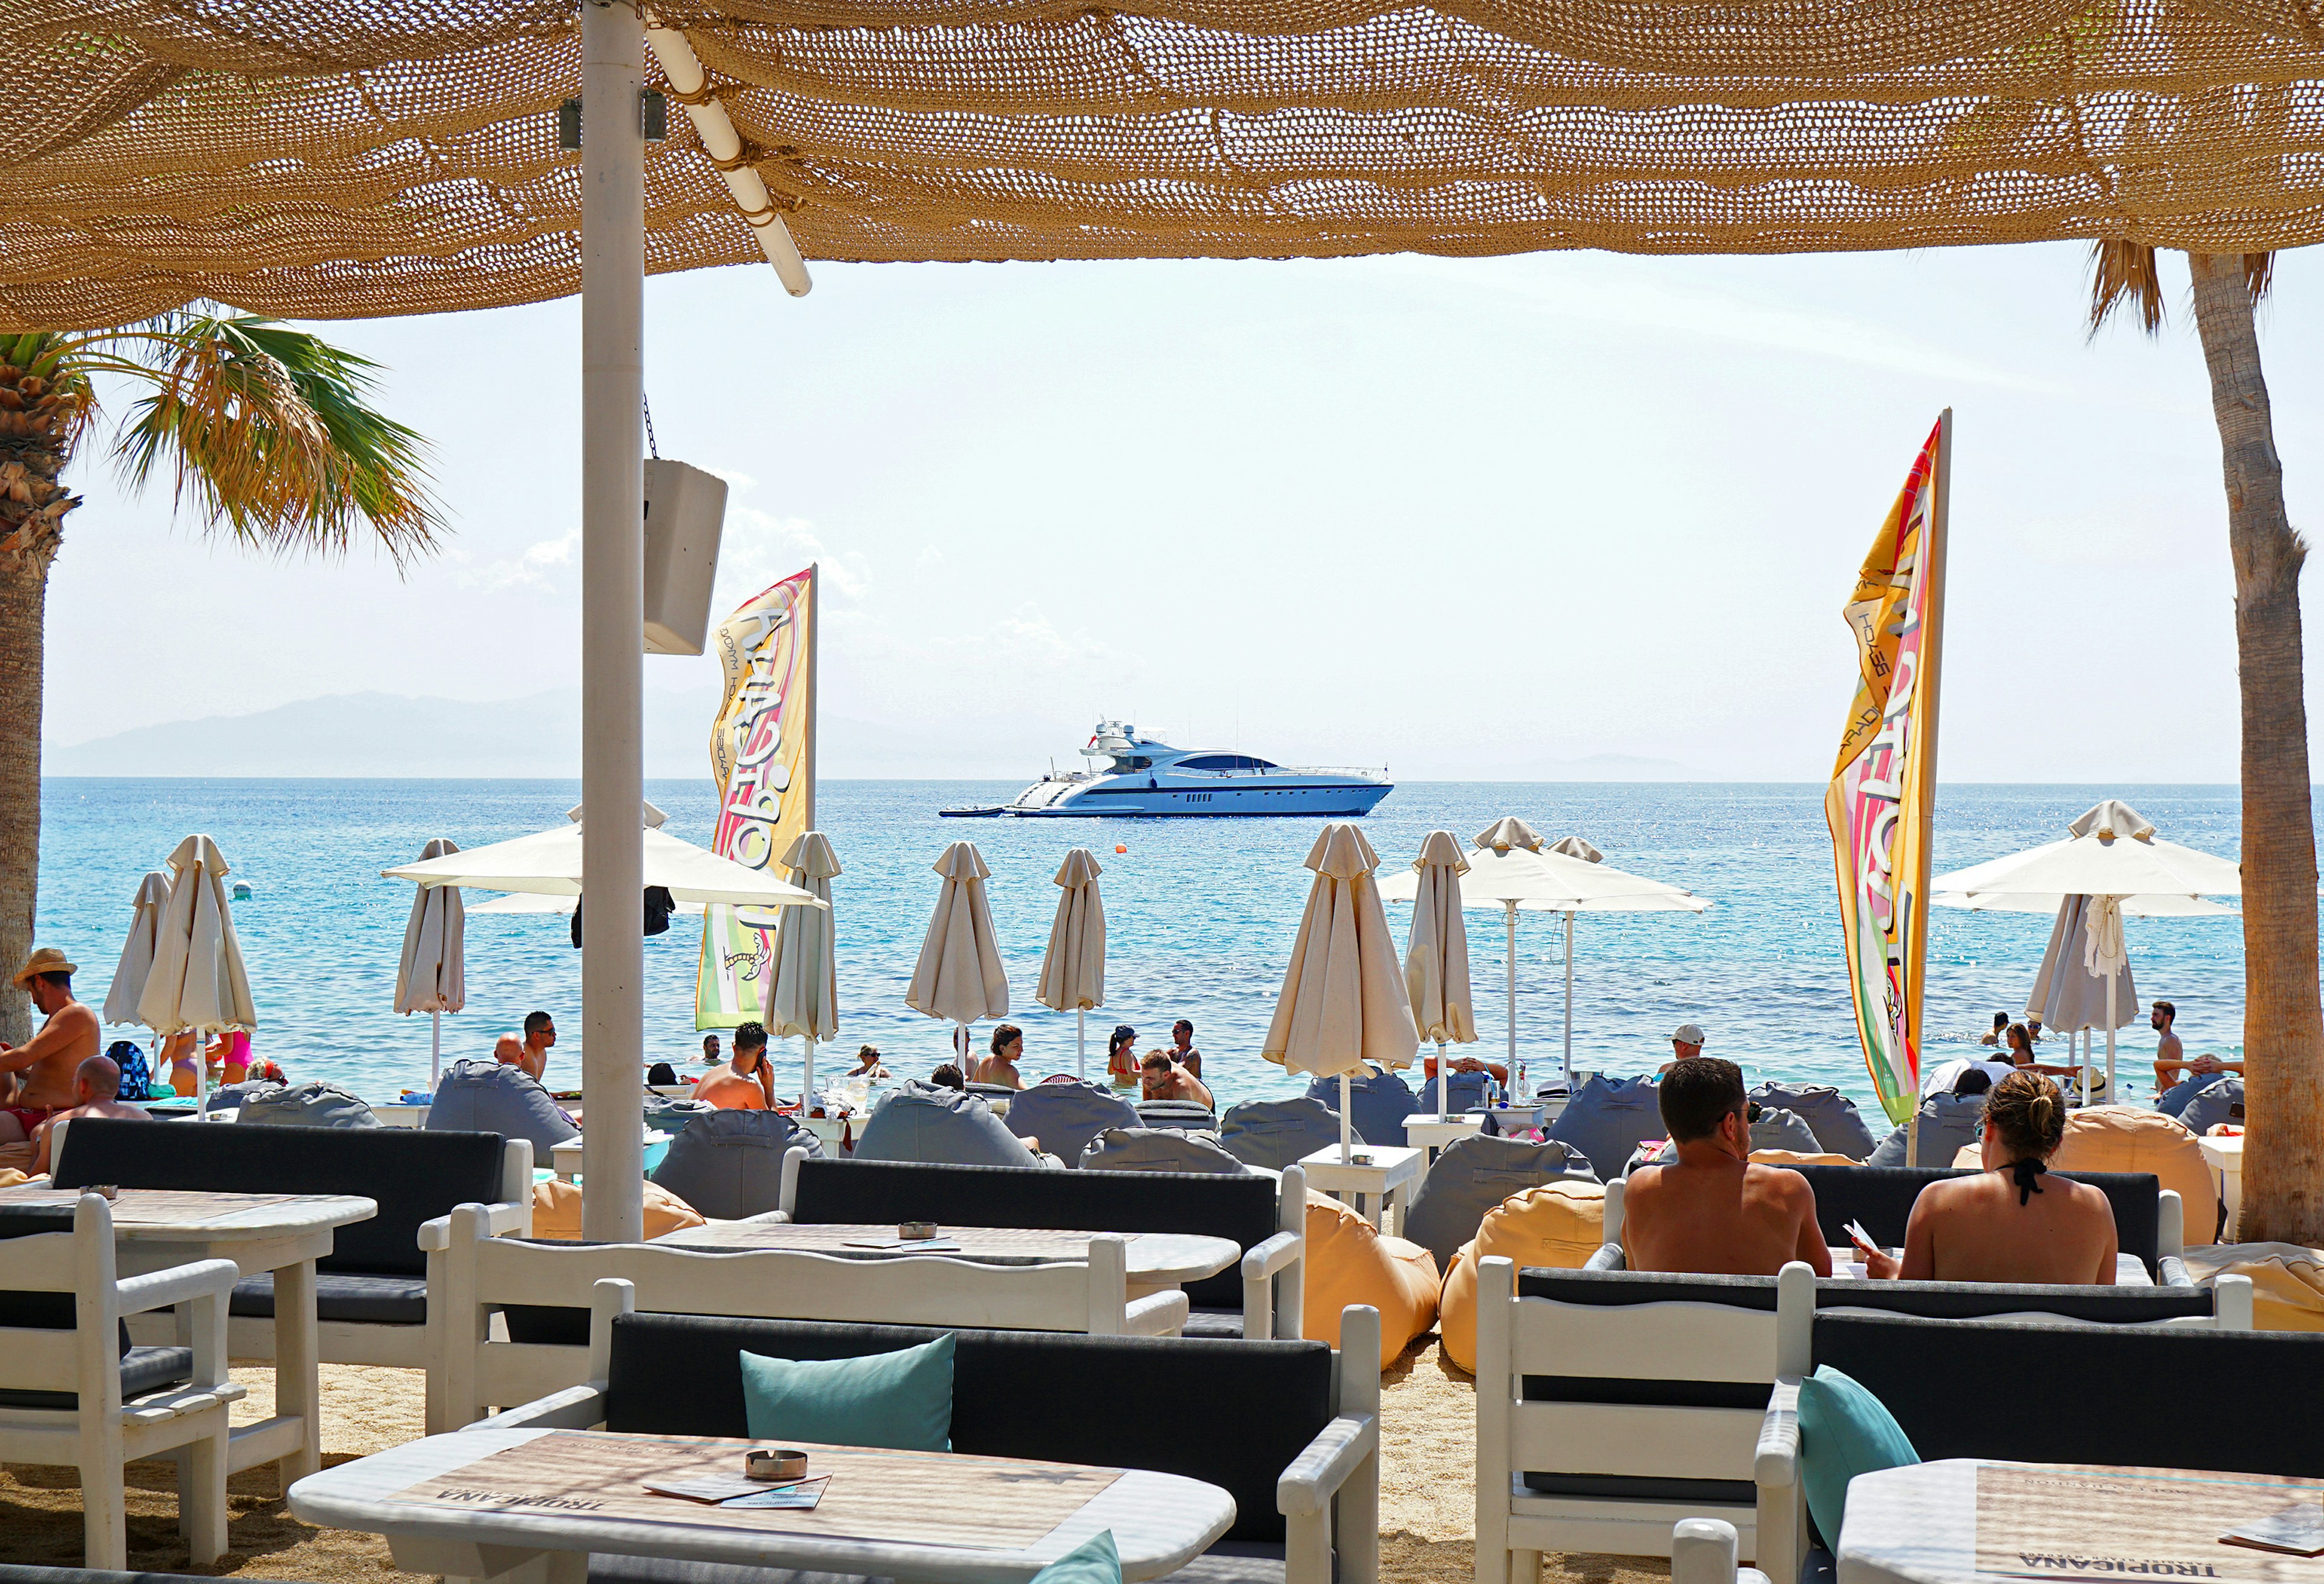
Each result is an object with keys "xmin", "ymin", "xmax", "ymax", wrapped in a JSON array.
[{"xmin": 34, "ymin": 780, "xmax": 2257, "ymax": 1114}]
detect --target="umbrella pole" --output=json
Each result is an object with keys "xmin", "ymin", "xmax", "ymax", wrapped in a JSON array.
[
  {"xmin": 2081, "ymin": 1029, "xmax": 2091, "ymax": 1108},
  {"xmin": 1505, "ymin": 902, "xmax": 1518, "ymax": 1079},
  {"xmin": 196, "ymin": 1033, "xmax": 208, "ymax": 1117},
  {"xmin": 2105, "ymin": 970, "xmax": 2117, "ymax": 1102},
  {"xmin": 803, "ymin": 1036, "xmax": 816, "ymax": 1111},
  {"xmin": 1077, "ymin": 1007, "xmax": 1087, "ymax": 1082},
  {"xmin": 1340, "ymin": 1071, "xmax": 1353, "ymax": 1165},
  {"xmin": 430, "ymin": 1010, "xmax": 442, "ymax": 1094},
  {"xmin": 1437, "ymin": 1040, "xmax": 1448, "ymax": 1122},
  {"xmin": 1563, "ymin": 910, "xmax": 1575, "ymax": 1091}
]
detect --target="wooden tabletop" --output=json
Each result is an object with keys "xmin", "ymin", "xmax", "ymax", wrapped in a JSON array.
[
  {"xmin": 1843, "ymin": 1459, "xmax": 2324, "ymax": 1584},
  {"xmin": 289, "ymin": 1427, "xmax": 1236, "ymax": 1584},
  {"xmin": 0, "ymin": 1185, "xmax": 377, "ymax": 1238},
  {"xmin": 650, "ymin": 1221, "xmax": 1242, "ymax": 1286}
]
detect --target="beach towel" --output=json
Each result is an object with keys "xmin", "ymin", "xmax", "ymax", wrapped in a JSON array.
[
  {"xmin": 1218, "ymin": 1096, "xmax": 1342, "ymax": 1171},
  {"xmin": 1401, "ymin": 1132, "xmax": 1595, "ymax": 1273},
  {"xmin": 649, "ymin": 1107, "xmax": 822, "ymax": 1219},
  {"xmin": 2180, "ymin": 1243, "xmax": 2324, "ymax": 1332},
  {"xmin": 1078, "ymin": 1126, "xmax": 1250, "ymax": 1174},
  {"xmin": 1751, "ymin": 1081, "xmax": 1879, "ymax": 1160}
]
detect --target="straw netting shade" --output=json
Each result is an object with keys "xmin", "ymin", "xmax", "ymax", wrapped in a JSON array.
[{"xmin": 6, "ymin": 0, "xmax": 2324, "ymax": 329}]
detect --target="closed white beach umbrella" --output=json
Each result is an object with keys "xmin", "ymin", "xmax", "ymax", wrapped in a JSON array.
[
  {"xmin": 139, "ymin": 835, "xmax": 257, "ymax": 1111},
  {"xmin": 382, "ymin": 817, "xmax": 828, "ymax": 909},
  {"xmin": 1402, "ymin": 830, "xmax": 1477, "ymax": 1119},
  {"xmin": 905, "ymin": 840, "xmax": 1011, "ymax": 1073},
  {"xmin": 766, "ymin": 831, "xmax": 842, "ymax": 1105},
  {"xmin": 393, "ymin": 838, "xmax": 466, "ymax": 1093},
  {"xmin": 103, "ymin": 870, "xmax": 171, "ymax": 1027},
  {"xmin": 1035, "ymin": 849, "xmax": 1107, "ymax": 1079},
  {"xmin": 1262, "ymin": 823, "xmax": 1419, "ymax": 1162},
  {"xmin": 2020, "ymin": 893, "xmax": 2139, "ymax": 1105}
]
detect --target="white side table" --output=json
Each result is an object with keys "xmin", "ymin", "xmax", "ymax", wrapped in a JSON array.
[
  {"xmin": 1402, "ymin": 1113, "xmax": 1482, "ymax": 1165},
  {"xmin": 1299, "ymin": 1143, "xmax": 1425, "ymax": 1234},
  {"xmin": 2198, "ymin": 1132, "xmax": 2245, "ymax": 1241}
]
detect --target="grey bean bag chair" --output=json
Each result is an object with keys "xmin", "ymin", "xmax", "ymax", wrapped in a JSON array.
[
  {"xmin": 1866, "ymin": 1091, "xmax": 1988, "ymax": 1168},
  {"xmin": 1402, "ymin": 1134, "xmax": 1597, "ymax": 1272},
  {"xmin": 425, "ymin": 1057, "xmax": 580, "ymax": 1153},
  {"xmin": 649, "ymin": 1108, "xmax": 823, "ymax": 1219},
  {"xmin": 1003, "ymin": 1082, "xmax": 1140, "ymax": 1169},
  {"xmin": 202, "ymin": 1079, "xmax": 284, "ymax": 1115},
  {"xmin": 1134, "ymin": 1100, "xmax": 1219, "ymax": 1134},
  {"xmin": 1304, "ymin": 1065, "xmax": 1417, "ymax": 1146},
  {"xmin": 2158, "ymin": 1076, "xmax": 2205, "ymax": 1117},
  {"xmin": 2176, "ymin": 1076, "xmax": 2245, "ymax": 1137},
  {"xmin": 237, "ymin": 1080, "xmax": 378, "ymax": 1129},
  {"xmin": 1750, "ymin": 1105, "xmax": 1821, "ymax": 1154},
  {"xmin": 1750, "ymin": 1081, "xmax": 1878, "ymax": 1160},
  {"xmin": 643, "ymin": 1096, "xmax": 717, "ymax": 1138},
  {"xmin": 853, "ymin": 1080, "xmax": 1051, "ymax": 1169},
  {"xmin": 1219, "ymin": 1097, "xmax": 1343, "ymax": 1171},
  {"xmin": 1078, "ymin": 1127, "xmax": 1251, "ymax": 1175},
  {"xmin": 1546, "ymin": 1074, "xmax": 1666, "ymax": 1178},
  {"xmin": 1413, "ymin": 1070, "xmax": 1491, "ymax": 1114}
]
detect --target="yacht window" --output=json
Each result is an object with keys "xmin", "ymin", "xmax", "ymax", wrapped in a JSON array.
[{"xmin": 1174, "ymin": 754, "xmax": 1280, "ymax": 772}]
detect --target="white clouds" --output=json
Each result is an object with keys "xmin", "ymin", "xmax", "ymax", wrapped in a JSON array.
[
  {"xmin": 455, "ymin": 527, "xmax": 580, "ymax": 592},
  {"xmin": 916, "ymin": 545, "xmax": 946, "ymax": 573}
]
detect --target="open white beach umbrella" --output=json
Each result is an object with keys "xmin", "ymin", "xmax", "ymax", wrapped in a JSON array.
[
  {"xmin": 381, "ymin": 817, "xmax": 828, "ymax": 909},
  {"xmin": 1262, "ymin": 823, "xmax": 1419, "ymax": 1162},
  {"xmin": 766, "ymin": 831, "xmax": 842, "ymax": 1106},
  {"xmin": 103, "ymin": 870, "xmax": 171, "ymax": 1027},
  {"xmin": 1402, "ymin": 830, "xmax": 1477, "ymax": 1119},
  {"xmin": 905, "ymin": 840, "xmax": 1010, "ymax": 1073},
  {"xmin": 138, "ymin": 835, "xmax": 257, "ymax": 1111},
  {"xmin": 393, "ymin": 839, "xmax": 466, "ymax": 1093},
  {"xmin": 1036, "ymin": 849, "xmax": 1106, "ymax": 1079}
]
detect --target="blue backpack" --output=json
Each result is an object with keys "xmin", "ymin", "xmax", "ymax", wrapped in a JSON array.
[{"xmin": 106, "ymin": 1039, "xmax": 158, "ymax": 1102}]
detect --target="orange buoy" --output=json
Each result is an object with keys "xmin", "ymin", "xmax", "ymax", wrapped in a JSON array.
[{"xmin": 1115, "ymin": 843, "xmax": 1128, "ymax": 854}]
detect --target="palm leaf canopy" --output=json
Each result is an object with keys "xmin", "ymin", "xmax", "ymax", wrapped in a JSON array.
[{"xmin": 3, "ymin": 0, "xmax": 2321, "ymax": 330}]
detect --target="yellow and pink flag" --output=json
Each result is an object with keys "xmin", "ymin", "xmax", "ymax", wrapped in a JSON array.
[
  {"xmin": 1827, "ymin": 415, "xmax": 1950, "ymax": 1125},
  {"xmin": 695, "ymin": 565, "xmax": 816, "ymax": 1028}
]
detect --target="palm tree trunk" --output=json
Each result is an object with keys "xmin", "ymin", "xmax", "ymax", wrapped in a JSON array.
[
  {"xmin": 2187, "ymin": 250, "xmax": 2324, "ymax": 1244},
  {"xmin": 0, "ymin": 557, "xmax": 42, "ymax": 1046}
]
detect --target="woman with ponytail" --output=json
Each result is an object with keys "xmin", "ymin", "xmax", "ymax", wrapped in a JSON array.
[{"xmin": 1860, "ymin": 1068, "xmax": 2119, "ymax": 1284}]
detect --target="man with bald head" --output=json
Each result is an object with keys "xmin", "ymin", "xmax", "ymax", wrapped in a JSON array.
[{"xmin": 31, "ymin": 1054, "xmax": 148, "ymax": 1174}]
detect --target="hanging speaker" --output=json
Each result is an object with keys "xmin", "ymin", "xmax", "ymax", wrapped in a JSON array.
[{"xmin": 642, "ymin": 458, "xmax": 728, "ymax": 655}]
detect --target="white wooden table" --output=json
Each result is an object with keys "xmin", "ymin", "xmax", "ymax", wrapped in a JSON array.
[
  {"xmin": 1839, "ymin": 1458, "xmax": 2324, "ymax": 1584},
  {"xmin": 1299, "ymin": 1143, "xmax": 1425, "ymax": 1234},
  {"xmin": 0, "ymin": 1183, "xmax": 376, "ymax": 1484},
  {"xmin": 1402, "ymin": 1113, "xmax": 1482, "ymax": 1163},
  {"xmin": 289, "ymin": 1425, "xmax": 1236, "ymax": 1584},
  {"xmin": 2199, "ymin": 1133, "xmax": 2245, "ymax": 1241},
  {"xmin": 651, "ymin": 1221, "xmax": 1241, "ymax": 1297}
]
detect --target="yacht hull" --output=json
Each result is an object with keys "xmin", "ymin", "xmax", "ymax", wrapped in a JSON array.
[{"xmin": 937, "ymin": 718, "xmax": 1392, "ymax": 817}]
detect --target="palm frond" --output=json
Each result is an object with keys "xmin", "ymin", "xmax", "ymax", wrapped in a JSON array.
[
  {"xmin": 2088, "ymin": 239, "xmax": 2165, "ymax": 337},
  {"xmin": 2246, "ymin": 251, "xmax": 2275, "ymax": 304}
]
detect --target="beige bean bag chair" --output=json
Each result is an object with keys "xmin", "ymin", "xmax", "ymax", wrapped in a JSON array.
[
  {"xmin": 1301, "ymin": 1193, "xmax": 1440, "ymax": 1368},
  {"xmin": 2180, "ymin": 1244, "xmax": 2324, "ymax": 1332},
  {"xmin": 1438, "ymin": 1180, "xmax": 1608, "ymax": 1375},
  {"xmin": 1951, "ymin": 1106, "xmax": 2217, "ymax": 1239},
  {"xmin": 1752, "ymin": 1149, "xmax": 1860, "ymax": 1167},
  {"xmin": 530, "ymin": 1177, "xmax": 706, "ymax": 1241}
]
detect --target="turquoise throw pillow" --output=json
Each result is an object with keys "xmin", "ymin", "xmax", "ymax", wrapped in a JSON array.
[
  {"xmin": 1797, "ymin": 1365, "xmax": 1919, "ymax": 1545},
  {"xmin": 738, "ymin": 1335, "xmax": 955, "ymax": 1453},
  {"xmin": 1032, "ymin": 1531, "xmax": 1121, "ymax": 1584}
]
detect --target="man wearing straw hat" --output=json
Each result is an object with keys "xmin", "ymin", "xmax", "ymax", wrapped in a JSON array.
[{"xmin": 0, "ymin": 948, "xmax": 100, "ymax": 1143}]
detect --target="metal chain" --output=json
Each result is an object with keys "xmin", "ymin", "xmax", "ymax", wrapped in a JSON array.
[{"xmin": 643, "ymin": 393, "xmax": 660, "ymax": 459}]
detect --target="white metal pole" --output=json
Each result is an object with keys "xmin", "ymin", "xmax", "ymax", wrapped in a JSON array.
[
  {"xmin": 1077, "ymin": 1006, "xmax": 1087, "ymax": 1081},
  {"xmin": 2105, "ymin": 958, "xmax": 2118, "ymax": 1103},
  {"xmin": 1505, "ymin": 901, "xmax": 1518, "ymax": 1077},
  {"xmin": 1339, "ymin": 1071, "xmax": 1353, "ymax": 1163},
  {"xmin": 802, "ymin": 1036, "xmax": 816, "ymax": 1111},
  {"xmin": 1436, "ymin": 1040, "xmax": 1448, "ymax": 1121},
  {"xmin": 1562, "ymin": 910, "xmax": 1575, "ymax": 1090},
  {"xmin": 430, "ymin": 1009, "xmax": 442, "ymax": 1093},
  {"xmin": 579, "ymin": 0, "xmax": 648, "ymax": 1244},
  {"xmin": 2081, "ymin": 1027, "xmax": 2092, "ymax": 1108}
]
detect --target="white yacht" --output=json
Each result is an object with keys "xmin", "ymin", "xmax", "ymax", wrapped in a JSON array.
[{"xmin": 943, "ymin": 720, "xmax": 1393, "ymax": 818}]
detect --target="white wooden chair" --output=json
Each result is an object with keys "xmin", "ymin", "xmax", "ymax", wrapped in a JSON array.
[
  {"xmin": 0, "ymin": 1194, "xmax": 244, "ymax": 1568},
  {"xmin": 1473, "ymin": 1255, "xmax": 1802, "ymax": 1583},
  {"xmin": 425, "ymin": 1205, "xmax": 1188, "ymax": 1430}
]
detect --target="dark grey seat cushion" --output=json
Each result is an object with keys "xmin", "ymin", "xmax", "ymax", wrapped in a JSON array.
[
  {"xmin": 853, "ymin": 1081, "xmax": 1045, "ymax": 1168},
  {"xmin": 238, "ymin": 1080, "xmax": 378, "ymax": 1129},
  {"xmin": 1304, "ymin": 1067, "xmax": 1415, "ymax": 1146},
  {"xmin": 1080, "ymin": 1128, "xmax": 1250, "ymax": 1174},
  {"xmin": 231, "ymin": 1270, "xmax": 429, "ymax": 1326},
  {"xmin": 1003, "ymin": 1082, "xmax": 1141, "ymax": 1168},
  {"xmin": 650, "ymin": 1108, "xmax": 822, "ymax": 1220},
  {"xmin": 1183, "ymin": 1306, "xmax": 1247, "ymax": 1339},
  {"xmin": 1865, "ymin": 1092, "xmax": 1986, "ymax": 1168},
  {"xmin": 1749, "ymin": 1107, "xmax": 1820, "ymax": 1155},
  {"xmin": 0, "ymin": 1345, "xmax": 192, "ymax": 1411},
  {"xmin": 425, "ymin": 1059, "xmax": 578, "ymax": 1152},
  {"xmin": 1787, "ymin": 1163, "xmax": 2163, "ymax": 1276},
  {"xmin": 57, "ymin": 1116, "xmax": 507, "ymax": 1277},
  {"xmin": 643, "ymin": 1097, "xmax": 718, "ymax": 1138},
  {"xmin": 1219, "ymin": 1097, "xmax": 1342, "ymax": 1171},
  {"xmin": 1545, "ymin": 1074, "xmax": 1665, "ymax": 1178},
  {"xmin": 1750, "ymin": 1083, "xmax": 1878, "ymax": 1160},
  {"xmin": 1402, "ymin": 1134, "xmax": 1595, "ymax": 1272},
  {"xmin": 603, "ymin": 1311, "xmax": 1334, "ymax": 1542},
  {"xmin": 1136, "ymin": 1101, "xmax": 1221, "ymax": 1134},
  {"xmin": 2176, "ymin": 1076, "xmax": 2244, "ymax": 1137}
]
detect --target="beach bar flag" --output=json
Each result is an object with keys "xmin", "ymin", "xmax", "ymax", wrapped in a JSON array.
[
  {"xmin": 1826, "ymin": 413, "xmax": 1951, "ymax": 1129},
  {"xmin": 695, "ymin": 564, "xmax": 818, "ymax": 1028}
]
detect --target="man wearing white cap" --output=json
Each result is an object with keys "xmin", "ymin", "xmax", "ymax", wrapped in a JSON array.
[{"xmin": 1658, "ymin": 1022, "xmax": 1705, "ymax": 1076}]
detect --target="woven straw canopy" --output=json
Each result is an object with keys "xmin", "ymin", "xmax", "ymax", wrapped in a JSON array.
[{"xmin": 5, "ymin": 0, "xmax": 2320, "ymax": 330}]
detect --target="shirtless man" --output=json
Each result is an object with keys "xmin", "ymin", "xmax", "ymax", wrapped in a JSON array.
[
  {"xmin": 1167, "ymin": 1020, "xmax": 1204, "ymax": 1079},
  {"xmin": 1655, "ymin": 1022, "xmax": 1707, "ymax": 1077},
  {"xmin": 0, "ymin": 949, "xmax": 100, "ymax": 1145},
  {"xmin": 1861, "ymin": 1068, "xmax": 2116, "ymax": 1285},
  {"xmin": 696, "ymin": 1021, "xmax": 775, "ymax": 1110},
  {"xmin": 30, "ymin": 1054, "xmax": 148, "ymax": 1174},
  {"xmin": 519, "ymin": 1011, "xmax": 557, "ymax": 1083},
  {"xmin": 1621, "ymin": 1057, "xmax": 1833, "ymax": 1277},
  {"xmin": 1140, "ymin": 1050, "xmax": 1213, "ymax": 1109},
  {"xmin": 2150, "ymin": 1001, "xmax": 2238, "ymax": 1096}
]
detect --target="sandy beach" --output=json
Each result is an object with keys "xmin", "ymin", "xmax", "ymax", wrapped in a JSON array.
[{"xmin": 0, "ymin": 1334, "xmax": 1667, "ymax": 1584}]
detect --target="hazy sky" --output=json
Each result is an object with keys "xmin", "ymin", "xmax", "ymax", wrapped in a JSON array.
[{"xmin": 44, "ymin": 241, "xmax": 2323, "ymax": 782}]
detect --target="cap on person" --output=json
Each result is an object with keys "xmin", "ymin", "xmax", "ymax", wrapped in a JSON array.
[
  {"xmin": 1671, "ymin": 1022, "xmax": 1705, "ymax": 1045},
  {"xmin": 15, "ymin": 947, "xmax": 75, "ymax": 988}
]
